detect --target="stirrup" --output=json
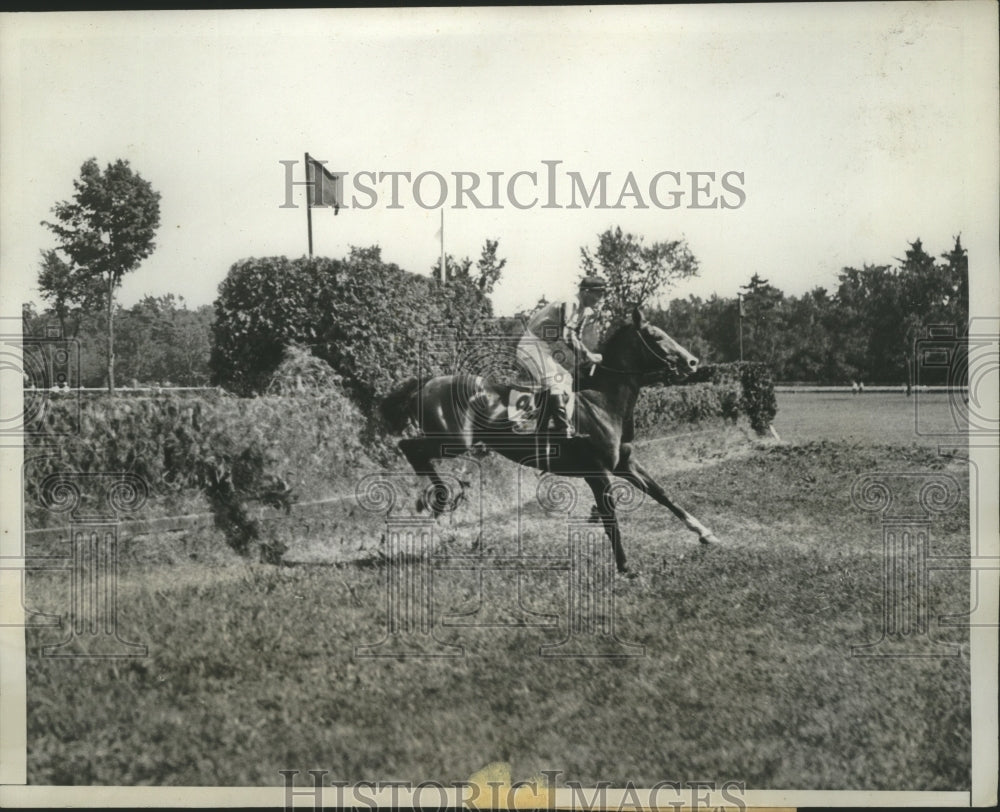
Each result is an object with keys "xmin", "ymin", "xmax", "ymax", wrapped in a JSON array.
[{"xmin": 542, "ymin": 424, "xmax": 588, "ymax": 440}]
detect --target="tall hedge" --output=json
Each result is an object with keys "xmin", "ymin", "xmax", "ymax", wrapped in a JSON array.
[
  {"xmin": 688, "ymin": 361, "xmax": 778, "ymax": 434},
  {"xmin": 24, "ymin": 385, "xmax": 371, "ymax": 559},
  {"xmin": 210, "ymin": 247, "xmax": 494, "ymax": 411},
  {"xmin": 633, "ymin": 363, "xmax": 776, "ymax": 437}
]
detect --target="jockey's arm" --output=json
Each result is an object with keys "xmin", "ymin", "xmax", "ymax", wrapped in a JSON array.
[{"xmin": 561, "ymin": 303, "xmax": 602, "ymax": 365}]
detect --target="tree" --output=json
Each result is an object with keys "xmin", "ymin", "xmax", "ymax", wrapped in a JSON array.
[
  {"xmin": 431, "ymin": 238, "xmax": 506, "ymax": 294},
  {"xmin": 940, "ymin": 235, "xmax": 969, "ymax": 329},
  {"xmin": 738, "ymin": 273, "xmax": 785, "ymax": 367},
  {"xmin": 433, "ymin": 253, "xmax": 473, "ymax": 283},
  {"xmin": 833, "ymin": 263, "xmax": 895, "ymax": 381},
  {"xmin": 115, "ymin": 295, "xmax": 213, "ymax": 386},
  {"xmin": 895, "ymin": 236, "xmax": 969, "ymax": 387},
  {"xmin": 475, "ymin": 238, "xmax": 506, "ymax": 295},
  {"xmin": 579, "ymin": 226, "xmax": 699, "ymax": 325},
  {"xmin": 41, "ymin": 158, "xmax": 161, "ymax": 393},
  {"xmin": 646, "ymin": 296, "xmax": 716, "ymax": 364},
  {"xmin": 37, "ymin": 249, "xmax": 96, "ymax": 338}
]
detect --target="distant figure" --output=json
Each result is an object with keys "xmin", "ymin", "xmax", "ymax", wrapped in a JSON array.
[
  {"xmin": 905, "ymin": 383, "xmax": 912, "ymax": 397},
  {"xmin": 858, "ymin": 381, "xmax": 865, "ymax": 394},
  {"xmin": 851, "ymin": 381, "xmax": 859, "ymax": 395}
]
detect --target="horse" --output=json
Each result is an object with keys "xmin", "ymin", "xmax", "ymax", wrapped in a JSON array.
[{"xmin": 379, "ymin": 308, "xmax": 719, "ymax": 574}]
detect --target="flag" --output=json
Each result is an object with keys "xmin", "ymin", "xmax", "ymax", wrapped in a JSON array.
[
  {"xmin": 738, "ymin": 294, "xmax": 746, "ymax": 317},
  {"xmin": 307, "ymin": 156, "xmax": 342, "ymax": 214}
]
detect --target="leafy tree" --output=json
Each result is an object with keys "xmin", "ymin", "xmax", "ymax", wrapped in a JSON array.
[
  {"xmin": 579, "ymin": 226, "xmax": 699, "ymax": 325},
  {"xmin": 940, "ymin": 235, "xmax": 969, "ymax": 328},
  {"xmin": 41, "ymin": 158, "xmax": 161, "ymax": 393},
  {"xmin": 738, "ymin": 273, "xmax": 786, "ymax": 368},
  {"xmin": 698, "ymin": 294, "xmax": 741, "ymax": 365},
  {"xmin": 22, "ymin": 302, "xmax": 41, "ymax": 337},
  {"xmin": 475, "ymin": 238, "xmax": 507, "ymax": 294},
  {"xmin": 894, "ymin": 236, "xmax": 968, "ymax": 386},
  {"xmin": 433, "ymin": 253, "xmax": 473, "ymax": 283},
  {"xmin": 431, "ymin": 238, "xmax": 506, "ymax": 293},
  {"xmin": 832, "ymin": 264, "xmax": 886, "ymax": 380},
  {"xmin": 37, "ymin": 249, "xmax": 96, "ymax": 338},
  {"xmin": 115, "ymin": 295, "xmax": 212, "ymax": 386},
  {"xmin": 646, "ymin": 296, "xmax": 716, "ymax": 364},
  {"xmin": 780, "ymin": 287, "xmax": 839, "ymax": 382}
]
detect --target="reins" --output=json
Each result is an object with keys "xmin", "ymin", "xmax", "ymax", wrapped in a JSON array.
[{"xmin": 589, "ymin": 329, "xmax": 677, "ymax": 377}]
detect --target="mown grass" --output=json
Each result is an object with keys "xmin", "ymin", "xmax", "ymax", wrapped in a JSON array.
[{"xmin": 25, "ymin": 439, "xmax": 970, "ymax": 789}]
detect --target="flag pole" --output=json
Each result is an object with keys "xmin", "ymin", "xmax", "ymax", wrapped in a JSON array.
[
  {"xmin": 439, "ymin": 207, "xmax": 445, "ymax": 285},
  {"xmin": 305, "ymin": 152, "xmax": 314, "ymax": 257}
]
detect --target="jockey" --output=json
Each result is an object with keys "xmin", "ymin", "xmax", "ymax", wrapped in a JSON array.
[{"xmin": 516, "ymin": 275, "xmax": 607, "ymax": 437}]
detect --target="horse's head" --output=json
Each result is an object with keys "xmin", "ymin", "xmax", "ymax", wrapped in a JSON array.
[{"xmin": 605, "ymin": 308, "xmax": 699, "ymax": 384}]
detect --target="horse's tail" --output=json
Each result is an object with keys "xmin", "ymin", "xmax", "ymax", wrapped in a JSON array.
[{"xmin": 379, "ymin": 377, "xmax": 421, "ymax": 434}]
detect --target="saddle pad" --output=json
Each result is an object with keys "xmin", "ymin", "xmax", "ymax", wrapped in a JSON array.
[
  {"xmin": 505, "ymin": 387, "xmax": 575, "ymax": 434},
  {"xmin": 506, "ymin": 388, "xmax": 539, "ymax": 434}
]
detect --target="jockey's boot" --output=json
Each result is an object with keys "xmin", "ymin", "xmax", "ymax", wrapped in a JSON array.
[{"xmin": 546, "ymin": 393, "xmax": 580, "ymax": 439}]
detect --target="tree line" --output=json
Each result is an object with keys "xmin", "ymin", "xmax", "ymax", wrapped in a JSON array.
[
  {"xmin": 23, "ymin": 293, "xmax": 213, "ymax": 388},
  {"xmin": 29, "ymin": 158, "xmax": 967, "ymax": 392},
  {"xmin": 640, "ymin": 236, "xmax": 968, "ymax": 385}
]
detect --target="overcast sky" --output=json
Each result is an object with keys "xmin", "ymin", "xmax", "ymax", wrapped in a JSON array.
[{"xmin": 1, "ymin": 4, "xmax": 997, "ymax": 318}]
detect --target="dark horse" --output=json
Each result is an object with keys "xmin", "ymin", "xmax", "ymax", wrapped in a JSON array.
[{"xmin": 379, "ymin": 308, "xmax": 718, "ymax": 574}]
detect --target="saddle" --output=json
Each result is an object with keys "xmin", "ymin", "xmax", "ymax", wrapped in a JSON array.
[{"xmin": 506, "ymin": 385, "xmax": 575, "ymax": 434}]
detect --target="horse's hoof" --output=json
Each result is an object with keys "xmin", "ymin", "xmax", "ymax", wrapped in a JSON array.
[
  {"xmin": 618, "ymin": 567, "xmax": 639, "ymax": 580},
  {"xmin": 699, "ymin": 533, "xmax": 719, "ymax": 545}
]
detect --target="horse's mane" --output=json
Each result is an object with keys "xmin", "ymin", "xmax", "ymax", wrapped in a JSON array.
[
  {"xmin": 597, "ymin": 321, "xmax": 635, "ymax": 355},
  {"xmin": 574, "ymin": 321, "xmax": 637, "ymax": 392}
]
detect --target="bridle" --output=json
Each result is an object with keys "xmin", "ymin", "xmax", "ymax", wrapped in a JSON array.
[{"xmin": 589, "ymin": 328, "xmax": 681, "ymax": 377}]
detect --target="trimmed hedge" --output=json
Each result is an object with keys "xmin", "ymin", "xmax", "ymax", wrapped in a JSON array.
[
  {"xmin": 635, "ymin": 362, "xmax": 777, "ymax": 436},
  {"xmin": 25, "ymin": 380, "xmax": 372, "ymax": 561},
  {"xmin": 210, "ymin": 249, "xmax": 493, "ymax": 413},
  {"xmin": 634, "ymin": 381, "xmax": 742, "ymax": 434},
  {"xmin": 690, "ymin": 361, "xmax": 777, "ymax": 434},
  {"xmin": 24, "ymin": 348, "xmax": 776, "ymax": 563}
]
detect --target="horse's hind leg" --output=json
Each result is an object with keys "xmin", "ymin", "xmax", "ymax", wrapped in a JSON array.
[
  {"xmin": 614, "ymin": 444, "xmax": 719, "ymax": 544},
  {"xmin": 585, "ymin": 473, "xmax": 629, "ymax": 574},
  {"xmin": 399, "ymin": 437, "xmax": 459, "ymax": 517}
]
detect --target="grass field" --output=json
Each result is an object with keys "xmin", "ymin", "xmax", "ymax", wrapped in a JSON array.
[
  {"xmin": 24, "ymin": 394, "xmax": 972, "ymax": 789},
  {"xmin": 773, "ymin": 390, "xmax": 968, "ymax": 447}
]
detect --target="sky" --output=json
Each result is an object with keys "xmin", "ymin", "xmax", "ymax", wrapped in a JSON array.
[{"xmin": 1, "ymin": 4, "xmax": 998, "ymax": 318}]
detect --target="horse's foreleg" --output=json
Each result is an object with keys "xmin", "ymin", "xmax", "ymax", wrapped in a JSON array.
[
  {"xmin": 399, "ymin": 438, "xmax": 455, "ymax": 517},
  {"xmin": 615, "ymin": 447, "xmax": 718, "ymax": 544},
  {"xmin": 586, "ymin": 474, "xmax": 628, "ymax": 574}
]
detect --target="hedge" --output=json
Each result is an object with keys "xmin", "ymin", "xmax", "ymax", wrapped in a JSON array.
[
  {"xmin": 210, "ymin": 248, "xmax": 494, "ymax": 413},
  {"xmin": 635, "ymin": 362, "xmax": 777, "ymax": 436},
  {"xmin": 25, "ymin": 351, "xmax": 372, "ymax": 561},
  {"xmin": 24, "ymin": 346, "xmax": 776, "ymax": 563}
]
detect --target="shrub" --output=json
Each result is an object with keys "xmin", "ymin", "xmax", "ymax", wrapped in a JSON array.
[
  {"xmin": 25, "ymin": 385, "xmax": 372, "ymax": 560},
  {"xmin": 688, "ymin": 361, "xmax": 778, "ymax": 435},
  {"xmin": 266, "ymin": 343, "xmax": 344, "ymax": 395},
  {"xmin": 633, "ymin": 362, "xmax": 776, "ymax": 437},
  {"xmin": 210, "ymin": 248, "xmax": 494, "ymax": 417},
  {"xmin": 634, "ymin": 381, "xmax": 742, "ymax": 435},
  {"xmin": 736, "ymin": 363, "xmax": 778, "ymax": 434}
]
